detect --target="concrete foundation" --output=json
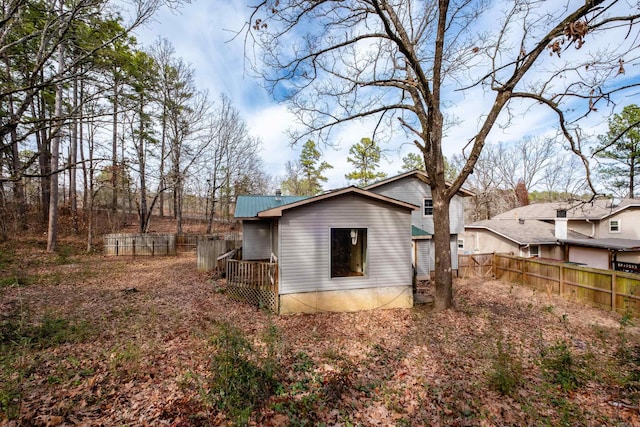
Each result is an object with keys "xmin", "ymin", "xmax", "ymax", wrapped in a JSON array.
[{"xmin": 279, "ymin": 286, "xmax": 413, "ymax": 314}]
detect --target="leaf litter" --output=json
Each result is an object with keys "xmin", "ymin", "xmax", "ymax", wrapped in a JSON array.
[{"xmin": 1, "ymin": 252, "xmax": 639, "ymax": 426}]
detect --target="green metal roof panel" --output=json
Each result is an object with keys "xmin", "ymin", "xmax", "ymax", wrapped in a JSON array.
[
  {"xmin": 412, "ymin": 225, "xmax": 432, "ymax": 237},
  {"xmin": 235, "ymin": 195, "xmax": 310, "ymax": 218}
]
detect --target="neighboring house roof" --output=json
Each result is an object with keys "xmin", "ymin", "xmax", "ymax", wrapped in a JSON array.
[
  {"xmin": 466, "ymin": 219, "xmax": 589, "ymax": 245},
  {"xmin": 411, "ymin": 225, "xmax": 432, "ymax": 238},
  {"xmin": 234, "ymin": 195, "xmax": 309, "ymax": 219},
  {"xmin": 493, "ymin": 199, "xmax": 640, "ymax": 221},
  {"xmin": 255, "ymin": 186, "xmax": 419, "ymax": 218},
  {"xmin": 364, "ymin": 170, "xmax": 475, "ymax": 197},
  {"xmin": 560, "ymin": 238, "xmax": 640, "ymax": 251}
]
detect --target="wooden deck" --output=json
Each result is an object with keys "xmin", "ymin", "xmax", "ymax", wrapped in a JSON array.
[{"xmin": 226, "ymin": 259, "xmax": 279, "ymax": 313}]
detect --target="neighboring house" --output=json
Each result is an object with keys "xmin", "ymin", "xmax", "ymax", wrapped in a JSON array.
[
  {"xmin": 467, "ymin": 199, "xmax": 640, "ymax": 271},
  {"xmin": 559, "ymin": 238, "xmax": 640, "ymax": 272},
  {"xmin": 492, "ymin": 199, "xmax": 640, "ymax": 239},
  {"xmin": 364, "ymin": 170, "xmax": 474, "ymax": 280},
  {"xmin": 463, "ymin": 218, "xmax": 589, "ymax": 259},
  {"xmin": 234, "ymin": 187, "xmax": 418, "ymax": 314}
]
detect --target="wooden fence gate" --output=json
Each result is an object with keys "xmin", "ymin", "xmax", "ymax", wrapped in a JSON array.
[{"xmin": 458, "ymin": 253, "xmax": 494, "ymax": 279}]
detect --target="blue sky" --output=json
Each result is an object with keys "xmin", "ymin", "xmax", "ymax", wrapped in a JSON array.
[{"xmin": 133, "ymin": 0, "xmax": 638, "ymax": 191}]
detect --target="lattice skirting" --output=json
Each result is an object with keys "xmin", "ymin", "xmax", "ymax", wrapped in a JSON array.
[{"xmin": 226, "ymin": 284, "xmax": 279, "ymax": 313}]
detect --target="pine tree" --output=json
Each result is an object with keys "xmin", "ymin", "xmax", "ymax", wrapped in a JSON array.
[
  {"xmin": 282, "ymin": 139, "xmax": 332, "ymax": 195},
  {"xmin": 345, "ymin": 138, "xmax": 387, "ymax": 186},
  {"xmin": 594, "ymin": 104, "xmax": 640, "ymax": 198}
]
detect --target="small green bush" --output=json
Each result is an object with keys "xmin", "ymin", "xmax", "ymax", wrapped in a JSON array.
[
  {"xmin": 489, "ymin": 337, "xmax": 523, "ymax": 396},
  {"xmin": 540, "ymin": 340, "xmax": 587, "ymax": 392},
  {"xmin": 292, "ymin": 351, "xmax": 315, "ymax": 373},
  {"xmin": 1, "ymin": 314, "xmax": 91, "ymax": 348},
  {"xmin": 0, "ymin": 377, "xmax": 21, "ymax": 419},
  {"xmin": 207, "ymin": 323, "xmax": 279, "ymax": 425},
  {"xmin": 55, "ymin": 244, "xmax": 74, "ymax": 265}
]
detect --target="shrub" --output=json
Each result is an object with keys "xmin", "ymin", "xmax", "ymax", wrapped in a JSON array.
[
  {"xmin": 489, "ymin": 337, "xmax": 523, "ymax": 396},
  {"xmin": 207, "ymin": 323, "xmax": 279, "ymax": 424},
  {"xmin": 539, "ymin": 340, "xmax": 587, "ymax": 392}
]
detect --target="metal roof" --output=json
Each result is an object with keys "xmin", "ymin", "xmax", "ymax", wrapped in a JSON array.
[
  {"xmin": 257, "ymin": 186, "xmax": 418, "ymax": 218},
  {"xmin": 234, "ymin": 195, "xmax": 309, "ymax": 219},
  {"xmin": 412, "ymin": 225, "xmax": 432, "ymax": 238}
]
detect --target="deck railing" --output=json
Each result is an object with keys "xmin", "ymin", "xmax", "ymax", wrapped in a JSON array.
[{"xmin": 226, "ymin": 259, "xmax": 278, "ymax": 313}]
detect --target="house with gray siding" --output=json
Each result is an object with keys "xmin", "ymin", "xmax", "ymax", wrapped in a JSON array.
[
  {"xmin": 364, "ymin": 170, "xmax": 474, "ymax": 280},
  {"xmin": 463, "ymin": 218, "xmax": 589, "ymax": 259},
  {"xmin": 460, "ymin": 199, "xmax": 640, "ymax": 272},
  {"xmin": 234, "ymin": 187, "xmax": 418, "ymax": 314}
]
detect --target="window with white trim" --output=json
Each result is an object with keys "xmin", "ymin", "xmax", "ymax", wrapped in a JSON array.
[
  {"xmin": 609, "ymin": 219, "xmax": 621, "ymax": 233},
  {"xmin": 331, "ymin": 228, "xmax": 367, "ymax": 278},
  {"xmin": 457, "ymin": 239, "xmax": 464, "ymax": 249},
  {"xmin": 423, "ymin": 198, "xmax": 433, "ymax": 216},
  {"xmin": 529, "ymin": 245, "xmax": 540, "ymax": 257}
]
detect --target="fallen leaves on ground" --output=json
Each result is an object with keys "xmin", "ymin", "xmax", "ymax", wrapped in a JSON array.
[{"xmin": 1, "ymin": 248, "xmax": 640, "ymax": 426}]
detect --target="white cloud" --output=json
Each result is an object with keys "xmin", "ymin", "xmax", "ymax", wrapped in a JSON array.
[{"xmin": 134, "ymin": 0, "xmax": 639, "ymax": 194}]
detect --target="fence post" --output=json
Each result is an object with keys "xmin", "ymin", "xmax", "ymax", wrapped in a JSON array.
[
  {"xmin": 132, "ymin": 239, "xmax": 136, "ymax": 257},
  {"xmin": 492, "ymin": 253, "xmax": 496, "ymax": 279},
  {"xmin": 612, "ymin": 270, "xmax": 617, "ymax": 313},
  {"xmin": 559, "ymin": 264, "xmax": 564, "ymax": 297}
]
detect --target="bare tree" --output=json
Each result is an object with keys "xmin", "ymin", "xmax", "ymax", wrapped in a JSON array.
[
  {"xmin": 201, "ymin": 94, "xmax": 262, "ymax": 231},
  {"xmin": 247, "ymin": 0, "xmax": 640, "ymax": 310},
  {"xmin": 452, "ymin": 146, "xmax": 509, "ymax": 221},
  {"xmin": 46, "ymin": 0, "xmax": 65, "ymax": 253},
  {"xmin": 495, "ymin": 137, "xmax": 556, "ymax": 192},
  {"xmin": 540, "ymin": 154, "xmax": 589, "ymax": 201}
]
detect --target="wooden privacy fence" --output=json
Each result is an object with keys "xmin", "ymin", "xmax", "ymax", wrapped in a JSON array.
[
  {"xmin": 104, "ymin": 233, "xmax": 240, "ymax": 256},
  {"xmin": 226, "ymin": 259, "xmax": 278, "ymax": 313},
  {"xmin": 103, "ymin": 233, "xmax": 176, "ymax": 256},
  {"xmin": 458, "ymin": 253, "xmax": 494, "ymax": 279},
  {"xmin": 177, "ymin": 232, "xmax": 240, "ymax": 253},
  {"xmin": 196, "ymin": 239, "xmax": 241, "ymax": 271},
  {"xmin": 460, "ymin": 253, "xmax": 640, "ymax": 316}
]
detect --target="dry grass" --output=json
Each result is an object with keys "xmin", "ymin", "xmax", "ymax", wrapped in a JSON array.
[{"xmin": 1, "ymin": 228, "xmax": 640, "ymax": 426}]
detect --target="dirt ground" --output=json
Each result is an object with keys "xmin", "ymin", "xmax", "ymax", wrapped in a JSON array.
[{"xmin": 2, "ymin": 245, "xmax": 640, "ymax": 425}]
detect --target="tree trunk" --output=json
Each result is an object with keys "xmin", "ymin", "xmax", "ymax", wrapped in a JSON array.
[
  {"xmin": 70, "ymin": 68, "xmax": 79, "ymax": 233},
  {"xmin": 137, "ymin": 94, "xmax": 148, "ymax": 233},
  {"xmin": 4, "ymin": 56, "xmax": 27, "ymax": 230},
  {"xmin": 35, "ymin": 91, "xmax": 50, "ymax": 223},
  {"xmin": 86, "ymin": 116, "xmax": 95, "ymax": 253},
  {"xmin": 111, "ymin": 78, "xmax": 119, "ymax": 225},
  {"xmin": 159, "ymin": 103, "xmax": 167, "ymax": 217},
  {"xmin": 7, "ymin": 100, "xmax": 27, "ymax": 231},
  {"xmin": 79, "ymin": 78, "xmax": 88, "ymax": 210},
  {"xmin": 175, "ymin": 179, "xmax": 183, "ymax": 234},
  {"xmin": 630, "ymin": 154, "xmax": 635, "ymax": 199},
  {"xmin": 10, "ymin": 124, "xmax": 27, "ymax": 231},
  {"xmin": 432, "ymin": 184, "xmax": 453, "ymax": 310},
  {"xmin": 47, "ymin": 4, "xmax": 64, "ymax": 253},
  {"xmin": 206, "ymin": 176, "xmax": 217, "ymax": 234}
]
